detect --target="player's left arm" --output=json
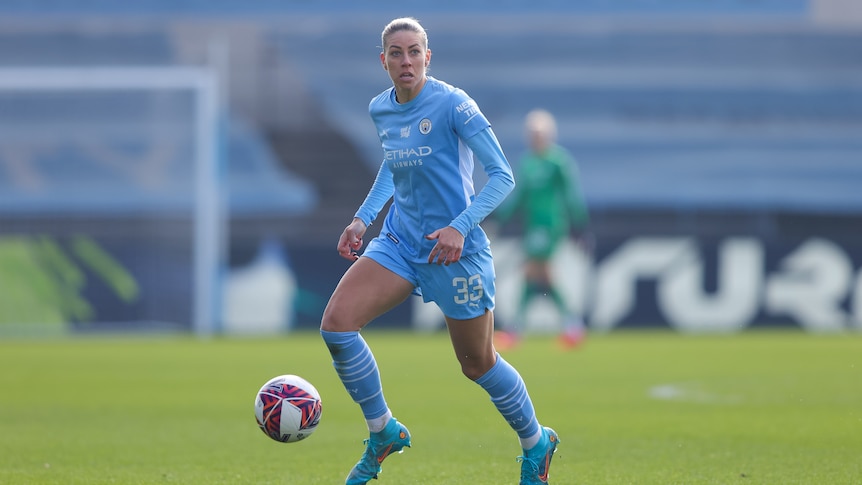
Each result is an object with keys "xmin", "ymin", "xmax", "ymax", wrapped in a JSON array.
[
  {"xmin": 427, "ymin": 127, "xmax": 514, "ymax": 265},
  {"xmin": 427, "ymin": 91, "xmax": 512, "ymax": 265},
  {"xmin": 449, "ymin": 127, "xmax": 515, "ymax": 237}
]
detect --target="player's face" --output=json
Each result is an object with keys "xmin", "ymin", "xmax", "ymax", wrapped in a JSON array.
[{"xmin": 381, "ymin": 30, "xmax": 430, "ymax": 101}]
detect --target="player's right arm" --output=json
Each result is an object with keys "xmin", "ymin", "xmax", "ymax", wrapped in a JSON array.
[
  {"xmin": 339, "ymin": 161, "xmax": 394, "ymax": 261},
  {"xmin": 337, "ymin": 217, "xmax": 367, "ymax": 261},
  {"xmin": 354, "ymin": 161, "xmax": 395, "ymax": 227}
]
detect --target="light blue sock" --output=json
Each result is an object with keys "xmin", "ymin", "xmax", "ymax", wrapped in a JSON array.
[
  {"xmin": 321, "ymin": 330, "xmax": 389, "ymax": 420},
  {"xmin": 475, "ymin": 353, "xmax": 541, "ymax": 442}
]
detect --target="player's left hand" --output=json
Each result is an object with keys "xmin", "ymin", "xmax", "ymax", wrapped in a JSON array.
[{"xmin": 425, "ymin": 226, "xmax": 464, "ymax": 265}]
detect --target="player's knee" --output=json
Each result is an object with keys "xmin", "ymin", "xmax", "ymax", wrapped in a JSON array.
[
  {"xmin": 320, "ymin": 303, "xmax": 357, "ymax": 332},
  {"xmin": 460, "ymin": 356, "xmax": 495, "ymax": 381},
  {"xmin": 460, "ymin": 364, "xmax": 483, "ymax": 381}
]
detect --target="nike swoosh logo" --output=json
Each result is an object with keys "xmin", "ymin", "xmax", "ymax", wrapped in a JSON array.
[
  {"xmin": 538, "ymin": 453, "xmax": 551, "ymax": 482},
  {"xmin": 377, "ymin": 444, "xmax": 394, "ymax": 464}
]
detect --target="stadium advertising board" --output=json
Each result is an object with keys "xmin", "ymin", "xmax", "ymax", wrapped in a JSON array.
[{"xmin": 2, "ymin": 230, "xmax": 860, "ymax": 335}]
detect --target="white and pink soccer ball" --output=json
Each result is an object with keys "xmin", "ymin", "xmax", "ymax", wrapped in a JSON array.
[{"xmin": 254, "ymin": 374, "xmax": 322, "ymax": 443}]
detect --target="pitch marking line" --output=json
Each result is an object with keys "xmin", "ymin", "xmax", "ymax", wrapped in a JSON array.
[{"xmin": 649, "ymin": 382, "xmax": 743, "ymax": 405}]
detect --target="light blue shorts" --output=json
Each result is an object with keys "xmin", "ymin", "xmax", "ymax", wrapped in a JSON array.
[{"xmin": 362, "ymin": 235, "xmax": 496, "ymax": 320}]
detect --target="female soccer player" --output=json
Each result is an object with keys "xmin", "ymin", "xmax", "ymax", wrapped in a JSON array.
[
  {"xmin": 319, "ymin": 17, "xmax": 559, "ymax": 485},
  {"xmin": 494, "ymin": 109, "xmax": 590, "ymax": 350}
]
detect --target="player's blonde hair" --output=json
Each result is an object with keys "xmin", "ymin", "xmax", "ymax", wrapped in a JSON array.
[
  {"xmin": 381, "ymin": 17, "xmax": 428, "ymax": 51},
  {"xmin": 525, "ymin": 109, "xmax": 558, "ymax": 143}
]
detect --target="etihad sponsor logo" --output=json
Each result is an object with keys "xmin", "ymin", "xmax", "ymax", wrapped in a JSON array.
[
  {"xmin": 384, "ymin": 146, "xmax": 431, "ymax": 160},
  {"xmin": 384, "ymin": 146, "xmax": 432, "ymax": 168}
]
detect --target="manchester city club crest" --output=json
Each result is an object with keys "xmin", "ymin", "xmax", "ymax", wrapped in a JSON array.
[{"xmin": 419, "ymin": 118, "xmax": 432, "ymax": 135}]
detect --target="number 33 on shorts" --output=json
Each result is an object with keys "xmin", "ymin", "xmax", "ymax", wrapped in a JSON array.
[{"xmin": 453, "ymin": 275, "xmax": 484, "ymax": 305}]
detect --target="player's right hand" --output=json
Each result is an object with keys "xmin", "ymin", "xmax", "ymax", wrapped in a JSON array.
[{"xmin": 337, "ymin": 218, "xmax": 367, "ymax": 261}]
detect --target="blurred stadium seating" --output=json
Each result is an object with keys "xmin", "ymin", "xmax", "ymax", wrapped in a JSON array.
[
  {"xmin": 0, "ymin": 0, "xmax": 811, "ymax": 15},
  {"xmin": 2, "ymin": 1, "xmax": 859, "ymax": 226}
]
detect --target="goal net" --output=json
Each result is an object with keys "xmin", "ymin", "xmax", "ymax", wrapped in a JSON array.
[{"xmin": 0, "ymin": 67, "xmax": 223, "ymax": 336}]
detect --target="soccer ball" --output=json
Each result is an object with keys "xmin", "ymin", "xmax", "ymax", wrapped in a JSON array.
[{"xmin": 254, "ymin": 374, "xmax": 322, "ymax": 443}]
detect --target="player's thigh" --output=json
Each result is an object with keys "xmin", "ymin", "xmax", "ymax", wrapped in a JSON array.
[
  {"xmin": 321, "ymin": 257, "xmax": 414, "ymax": 332},
  {"xmin": 420, "ymin": 247, "xmax": 498, "ymax": 378}
]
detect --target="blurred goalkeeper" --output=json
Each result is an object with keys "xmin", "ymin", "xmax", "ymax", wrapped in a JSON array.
[{"xmin": 493, "ymin": 109, "xmax": 591, "ymax": 350}]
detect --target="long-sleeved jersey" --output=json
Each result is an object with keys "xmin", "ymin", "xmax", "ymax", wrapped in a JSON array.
[{"xmin": 355, "ymin": 76, "xmax": 515, "ymax": 262}]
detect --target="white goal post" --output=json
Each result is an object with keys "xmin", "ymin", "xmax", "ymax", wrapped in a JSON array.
[{"xmin": 0, "ymin": 66, "xmax": 223, "ymax": 336}]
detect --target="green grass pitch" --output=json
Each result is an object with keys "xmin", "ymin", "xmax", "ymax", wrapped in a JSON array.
[{"xmin": 1, "ymin": 329, "xmax": 860, "ymax": 484}]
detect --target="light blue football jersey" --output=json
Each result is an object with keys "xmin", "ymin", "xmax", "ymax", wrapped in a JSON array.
[{"xmin": 358, "ymin": 77, "xmax": 510, "ymax": 262}]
